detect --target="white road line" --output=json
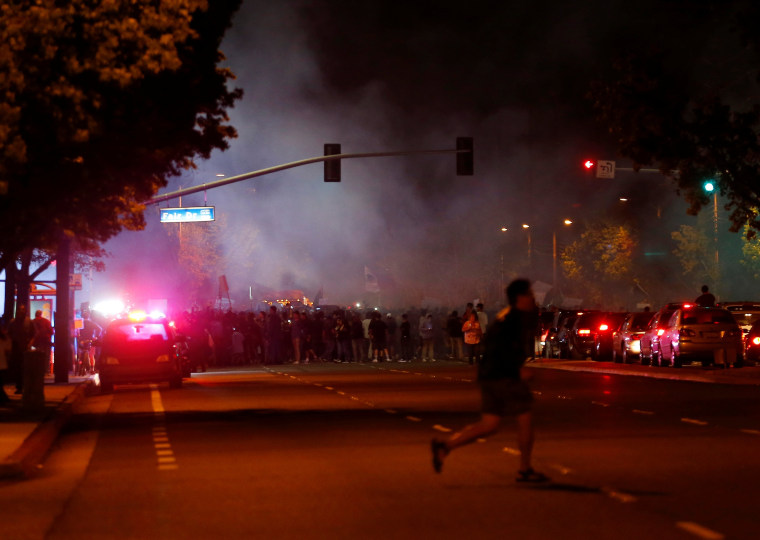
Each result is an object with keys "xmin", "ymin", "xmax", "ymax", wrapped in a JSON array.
[
  {"xmin": 432, "ymin": 425, "xmax": 452, "ymax": 433},
  {"xmin": 502, "ymin": 447, "xmax": 521, "ymax": 456},
  {"xmin": 681, "ymin": 418, "xmax": 708, "ymax": 426},
  {"xmin": 602, "ymin": 486, "xmax": 637, "ymax": 503},
  {"xmin": 676, "ymin": 521, "xmax": 725, "ymax": 540},
  {"xmin": 405, "ymin": 415, "xmax": 422, "ymax": 422},
  {"xmin": 548, "ymin": 463, "xmax": 573, "ymax": 475},
  {"xmin": 150, "ymin": 387, "xmax": 165, "ymax": 415},
  {"xmin": 633, "ymin": 409, "xmax": 655, "ymax": 415},
  {"xmin": 740, "ymin": 429, "xmax": 760, "ymax": 435},
  {"xmin": 591, "ymin": 401, "xmax": 610, "ymax": 407}
]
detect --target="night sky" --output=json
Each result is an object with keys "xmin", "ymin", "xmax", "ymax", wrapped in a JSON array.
[{"xmin": 89, "ymin": 0, "xmax": 758, "ymax": 309}]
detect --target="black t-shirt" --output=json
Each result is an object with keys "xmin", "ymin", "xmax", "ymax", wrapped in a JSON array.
[
  {"xmin": 477, "ymin": 308, "xmax": 536, "ymax": 381},
  {"xmin": 369, "ymin": 319, "xmax": 387, "ymax": 342},
  {"xmin": 695, "ymin": 293, "xmax": 716, "ymax": 307}
]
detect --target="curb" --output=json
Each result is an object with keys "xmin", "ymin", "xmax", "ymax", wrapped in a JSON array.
[
  {"xmin": 0, "ymin": 382, "xmax": 90, "ymax": 479},
  {"xmin": 528, "ymin": 361, "xmax": 760, "ymax": 386}
]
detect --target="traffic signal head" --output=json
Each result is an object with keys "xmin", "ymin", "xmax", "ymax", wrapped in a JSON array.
[
  {"xmin": 703, "ymin": 181, "xmax": 715, "ymax": 193},
  {"xmin": 456, "ymin": 137, "xmax": 474, "ymax": 176},
  {"xmin": 583, "ymin": 159, "xmax": 596, "ymax": 171},
  {"xmin": 324, "ymin": 143, "xmax": 341, "ymax": 182}
]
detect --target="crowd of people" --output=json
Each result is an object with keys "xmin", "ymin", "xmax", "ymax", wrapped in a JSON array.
[{"xmin": 172, "ymin": 302, "xmax": 494, "ymax": 370}]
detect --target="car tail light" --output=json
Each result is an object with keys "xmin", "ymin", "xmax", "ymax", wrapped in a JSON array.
[
  {"xmin": 578, "ymin": 329, "xmax": 591, "ymax": 335},
  {"xmin": 753, "ymin": 337, "xmax": 760, "ymax": 345},
  {"xmin": 680, "ymin": 329, "xmax": 696, "ymax": 337},
  {"xmin": 599, "ymin": 324, "xmax": 609, "ymax": 331},
  {"xmin": 683, "ymin": 303, "xmax": 693, "ymax": 309},
  {"xmin": 657, "ymin": 329, "xmax": 665, "ymax": 336}
]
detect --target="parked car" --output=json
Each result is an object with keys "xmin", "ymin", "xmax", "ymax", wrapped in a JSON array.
[
  {"xmin": 640, "ymin": 308, "xmax": 677, "ymax": 367},
  {"xmin": 99, "ymin": 311, "xmax": 191, "ymax": 393},
  {"xmin": 659, "ymin": 307, "xmax": 743, "ymax": 368},
  {"xmin": 592, "ymin": 312, "xmax": 628, "ymax": 361},
  {"xmin": 744, "ymin": 320, "xmax": 760, "ymax": 365},
  {"xmin": 611, "ymin": 311, "xmax": 655, "ymax": 364},
  {"xmin": 540, "ymin": 309, "xmax": 573, "ymax": 358},
  {"xmin": 718, "ymin": 302, "xmax": 760, "ymax": 344},
  {"xmin": 556, "ymin": 312, "xmax": 582, "ymax": 359},
  {"xmin": 566, "ymin": 311, "xmax": 608, "ymax": 359}
]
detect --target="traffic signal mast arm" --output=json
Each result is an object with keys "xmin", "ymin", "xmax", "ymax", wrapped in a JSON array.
[{"xmin": 149, "ymin": 143, "xmax": 473, "ymax": 205}]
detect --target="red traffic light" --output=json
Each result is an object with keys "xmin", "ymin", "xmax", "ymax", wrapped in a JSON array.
[{"xmin": 583, "ymin": 159, "xmax": 595, "ymax": 170}]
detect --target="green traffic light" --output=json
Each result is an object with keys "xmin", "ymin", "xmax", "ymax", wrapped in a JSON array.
[{"xmin": 703, "ymin": 181, "xmax": 715, "ymax": 192}]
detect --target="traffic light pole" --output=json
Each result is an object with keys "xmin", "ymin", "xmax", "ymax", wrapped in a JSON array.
[{"xmin": 149, "ymin": 146, "xmax": 471, "ymax": 205}]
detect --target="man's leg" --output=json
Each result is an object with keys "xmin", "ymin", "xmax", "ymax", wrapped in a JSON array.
[
  {"xmin": 517, "ymin": 411, "xmax": 535, "ymax": 472},
  {"xmin": 445, "ymin": 413, "xmax": 501, "ymax": 450}
]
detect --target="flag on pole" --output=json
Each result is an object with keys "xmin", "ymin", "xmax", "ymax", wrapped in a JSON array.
[{"xmin": 364, "ymin": 266, "xmax": 380, "ymax": 293}]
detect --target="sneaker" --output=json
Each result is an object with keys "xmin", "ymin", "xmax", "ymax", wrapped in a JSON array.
[{"xmin": 372, "ymin": 359, "xmax": 378, "ymax": 363}]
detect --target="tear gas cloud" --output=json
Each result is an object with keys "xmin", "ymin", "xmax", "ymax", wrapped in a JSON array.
[{"xmin": 90, "ymin": 0, "xmax": 751, "ymax": 311}]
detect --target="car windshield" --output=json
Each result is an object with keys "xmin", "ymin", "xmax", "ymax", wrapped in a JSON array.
[
  {"xmin": 630, "ymin": 312, "xmax": 654, "ymax": 331},
  {"xmin": 682, "ymin": 310, "xmax": 735, "ymax": 325}
]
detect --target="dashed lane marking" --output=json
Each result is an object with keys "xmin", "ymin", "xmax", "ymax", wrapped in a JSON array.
[
  {"xmin": 405, "ymin": 416, "xmax": 422, "ymax": 422},
  {"xmin": 156, "ymin": 450, "xmax": 174, "ymax": 456},
  {"xmin": 350, "ymin": 396, "xmax": 360, "ymax": 401},
  {"xmin": 740, "ymin": 429, "xmax": 760, "ymax": 435},
  {"xmin": 476, "ymin": 438, "xmax": 487, "ymax": 443},
  {"xmin": 602, "ymin": 486, "xmax": 637, "ymax": 504},
  {"xmin": 150, "ymin": 386, "xmax": 165, "ymax": 415},
  {"xmin": 150, "ymin": 386, "xmax": 177, "ymax": 472},
  {"xmin": 502, "ymin": 447, "xmax": 521, "ymax": 456},
  {"xmin": 633, "ymin": 409, "xmax": 655, "ymax": 415},
  {"xmin": 325, "ymin": 386, "xmax": 334, "ymax": 390},
  {"xmin": 591, "ymin": 401, "xmax": 610, "ymax": 407},
  {"xmin": 385, "ymin": 409, "xmax": 398, "ymax": 414},
  {"xmin": 158, "ymin": 464, "xmax": 179, "ymax": 471},
  {"xmin": 681, "ymin": 418, "xmax": 708, "ymax": 426},
  {"xmin": 676, "ymin": 522, "xmax": 725, "ymax": 540},
  {"xmin": 154, "ymin": 443, "xmax": 171, "ymax": 449},
  {"xmin": 548, "ymin": 463, "xmax": 573, "ymax": 475},
  {"xmin": 432, "ymin": 425, "xmax": 452, "ymax": 433}
]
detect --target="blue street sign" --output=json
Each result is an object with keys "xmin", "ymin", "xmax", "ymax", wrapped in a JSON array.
[{"xmin": 159, "ymin": 206, "xmax": 215, "ymax": 223}]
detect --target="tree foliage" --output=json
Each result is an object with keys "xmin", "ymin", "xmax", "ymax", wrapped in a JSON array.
[
  {"xmin": 561, "ymin": 222, "xmax": 638, "ymax": 306},
  {"xmin": 0, "ymin": 0, "xmax": 242, "ymax": 269},
  {"xmin": 587, "ymin": 2, "xmax": 760, "ymax": 237},
  {"xmin": 671, "ymin": 224, "xmax": 718, "ymax": 287}
]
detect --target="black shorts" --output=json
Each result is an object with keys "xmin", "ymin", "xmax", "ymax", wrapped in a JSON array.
[{"xmin": 480, "ymin": 378, "xmax": 533, "ymax": 417}]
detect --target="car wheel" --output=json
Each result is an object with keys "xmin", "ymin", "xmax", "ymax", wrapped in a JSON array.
[
  {"xmin": 622, "ymin": 348, "xmax": 629, "ymax": 364},
  {"xmin": 611, "ymin": 348, "xmax": 618, "ymax": 363},
  {"xmin": 640, "ymin": 352, "xmax": 650, "ymax": 366},
  {"xmin": 652, "ymin": 350, "xmax": 661, "ymax": 367},
  {"xmin": 570, "ymin": 344, "xmax": 583, "ymax": 360}
]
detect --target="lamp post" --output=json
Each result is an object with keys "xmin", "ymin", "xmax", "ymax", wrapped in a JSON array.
[
  {"xmin": 552, "ymin": 219, "xmax": 573, "ymax": 288},
  {"xmin": 522, "ymin": 224, "xmax": 531, "ymax": 269},
  {"xmin": 704, "ymin": 181, "xmax": 719, "ymax": 270}
]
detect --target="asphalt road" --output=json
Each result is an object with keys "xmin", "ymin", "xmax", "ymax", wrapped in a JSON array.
[{"xmin": 2, "ymin": 361, "xmax": 759, "ymax": 539}]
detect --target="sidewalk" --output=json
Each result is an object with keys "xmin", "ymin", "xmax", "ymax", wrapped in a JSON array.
[
  {"xmin": 528, "ymin": 357, "xmax": 760, "ymax": 386},
  {"xmin": 0, "ymin": 374, "xmax": 92, "ymax": 479}
]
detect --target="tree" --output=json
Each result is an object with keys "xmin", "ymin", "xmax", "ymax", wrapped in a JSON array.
[
  {"xmin": 0, "ymin": 0, "xmax": 243, "ymax": 270},
  {"xmin": 671, "ymin": 224, "xmax": 718, "ymax": 289},
  {"xmin": 741, "ymin": 223, "xmax": 760, "ymax": 280},
  {"xmin": 561, "ymin": 222, "xmax": 638, "ymax": 307},
  {"xmin": 587, "ymin": 2, "xmax": 760, "ymax": 237}
]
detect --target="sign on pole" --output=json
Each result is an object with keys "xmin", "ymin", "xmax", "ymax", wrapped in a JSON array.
[
  {"xmin": 160, "ymin": 206, "xmax": 215, "ymax": 223},
  {"xmin": 69, "ymin": 273, "xmax": 83, "ymax": 290},
  {"xmin": 596, "ymin": 160, "xmax": 616, "ymax": 179}
]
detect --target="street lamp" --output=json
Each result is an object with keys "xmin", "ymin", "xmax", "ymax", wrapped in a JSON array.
[
  {"xmin": 522, "ymin": 224, "xmax": 532, "ymax": 269},
  {"xmin": 704, "ymin": 180, "xmax": 719, "ymax": 274}
]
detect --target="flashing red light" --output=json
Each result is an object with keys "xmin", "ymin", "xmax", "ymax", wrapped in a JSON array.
[
  {"xmin": 683, "ymin": 303, "xmax": 693, "ymax": 309},
  {"xmin": 584, "ymin": 160, "xmax": 595, "ymax": 170},
  {"xmin": 657, "ymin": 329, "xmax": 665, "ymax": 336},
  {"xmin": 599, "ymin": 324, "xmax": 609, "ymax": 331},
  {"xmin": 752, "ymin": 337, "xmax": 760, "ymax": 346},
  {"xmin": 578, "ymin": 329, "xmax": 591, "ymax": 335}
]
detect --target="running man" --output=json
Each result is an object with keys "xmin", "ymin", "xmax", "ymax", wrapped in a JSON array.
[{"xmin": 431, "ymin": 278, "xmax": 548, "ymax": 482}]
